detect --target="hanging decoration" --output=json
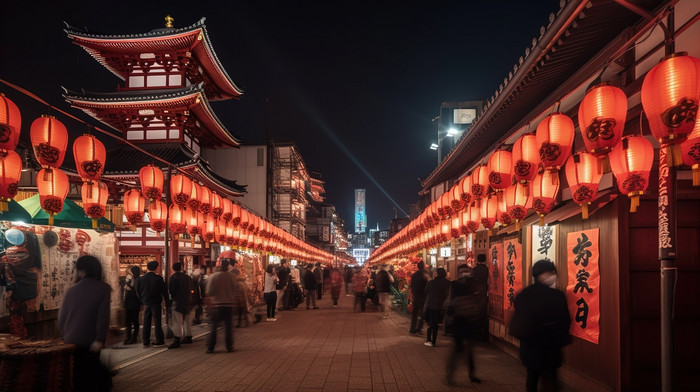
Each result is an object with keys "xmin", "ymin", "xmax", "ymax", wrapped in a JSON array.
[
  {"xmin": 170, "ymin": 174, "xmax": 192, "ymax": 207},
  {"xmin": 578, "ymin": 83, "xmax": 627, "ymax": 157},
  {"xmin": 211, "ymin": 192, "xmax": 223, "ymax": 220},
  {"xmin": 73, "ymin": 134, "xmax": 106, "ymax": 182},
  {"xmin": 641, "ymin": 52, "xmax": 700, "ymax": 166},
  {"xmin": 532, "ymin": 170, "xmax": 560, "ymax": 226},
  {"xmin": 437, "ymin": 191, "xmax": 452, "ymax": 219},
  {"xmin": 536, "ymin": 112, "xmax": 575, "ymax": 171},
  {"xmin": 480, "ymin": 193, "xmax": 498, "ymax": 235},
  {"xmin": 30, "ymin": 115, "xmax": 68, "ymax": 168},
  {"xmin": 471, "ymin": 164, "xmax": 490, "ymax": 206},
  {"xmin": 0, "ymin": 94, "xmax": 21, "ymax": 151},
  {"xmin": 609, "ymin": 135, "xmax": 654, "ymax": 212},
  {"xmin": 187, "ymin": 182, "xmax": 201, "ymax": 211},
  {"xmin": 681, "ymin": 114, "xmax": 700, "ymax": 186},
  {"xmin": 203, "ymin": 215, "xmax": 216, "ymax": 245},
  {"xmin": 504, "ymin": 182, "xmax": 531, "ymax": 230},
  {"xmin": 148, "ymin": 199, "xmax": 167, "ymax": 233},
  {"xmin": 512, "ymin": 133, "xmax": 539, "ymax": 194},
  {"xmin": 199, "ymin": 186, "xmax": 212, "ymax": 214},
  {"xmin": 169, "ymin": 204, "xmax": 188, "ymax": 234},
  {"xmin": 221, "ymin": 198, "xmax": 233, "ymax": 223},
  {"xmin": 461, "ymin": 204, "xmax": 480, "ymax": 234},
  {"xmin": 37, "ymin": 168, "xmax": 69, "ymax": 225},
  {"xmin": 488, "ymin": 149, "xmax": 513, "ymax": 191},
  {"xmin": 565, "ymin": 152, "xmax": 603, "ymax": 219},
  {"xmin": 459, "ymin": 175, "xmax": 473, "ymax": 206},
  {"xmin": 123, "ymin": 189, "xmax": 145, "ymax": 230},
  {"xmin": 450, "ymin": 183, "xmax": 464, "ymax": 212},
  {"xmin": 81, "ymin": 181, "xmax": 108, "ymax": 229},
  {"xmin": 0, "ymin": 150, "xmax": 22, "ymax": 212},
  {"xmin": 496, "ymin": 192, "xmax": 512, "ymax": 226},
  {"xmin": 139, "ymin": 165, "xmax": 164, "ymax": 201}
]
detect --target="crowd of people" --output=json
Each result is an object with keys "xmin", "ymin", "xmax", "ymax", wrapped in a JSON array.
[{"xmin": 57, "ymin": 253, "xmax": 571, "ymax": 392}]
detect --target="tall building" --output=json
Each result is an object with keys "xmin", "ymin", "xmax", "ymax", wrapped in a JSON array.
[{"xmin": 354, "ymin": 188, "xmax": 366, "ymax": 233}]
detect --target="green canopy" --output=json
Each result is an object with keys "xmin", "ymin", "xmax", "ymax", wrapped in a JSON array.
[
  {"xmin": 0, "ymin": 199, "xmax": 33, "ymax": 223},
  {"xmin": 18, "ymin": 195, "xmax": 115, "ymax": 232}
]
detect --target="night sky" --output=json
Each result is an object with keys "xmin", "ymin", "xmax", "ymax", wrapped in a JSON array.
[{"xmin": 0, "ymin": 0, "xmax": 561, "ymax": 231}]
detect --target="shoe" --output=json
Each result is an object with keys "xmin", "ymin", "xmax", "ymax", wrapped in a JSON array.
[
  {"xmin": 266, "ymin": 318, "xmax": 272, "ymax": 322},
  {"xmin": 205, "ymin": 349, "xmax": 214, "ymax": 354},
  {"xmin": 167, "ymin": 338, "xmax": 181, "ymax": 349},
  {"xmin": 270, "ymin": 318, "xmax": 277, "ymax": 321},
  {"xmin": 469, "ymin": 376, "xmax": 481, "ymax": 384},
  {"xmin": 424, "ymin": 342, "xmax": 434, "ymax": 347},
  {"xmin": 333, "ymin": 305, "xmax": 338, "ymax": 308},
  {"xmin": 414, "ymin": 330, "xmax": 423, "ymax": 336},
  {"xmin": 152, "ymin": 342, "xmax": 166, "ymax": 348},
  {"xmin": 142, "ymin": 343, "xmax": 150, "ymax": 348},
  {"xmin": 313, "ymin": 307, "xmax": 319, "ymax": 309},
  {"xmin": 181, "ymin": 336, "xmax": 193, "ymax": 344}
]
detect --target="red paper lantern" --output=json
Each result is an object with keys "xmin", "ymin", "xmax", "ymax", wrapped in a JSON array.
[
  {"xmin": 123, "ymin": 189, "xmax": 145, "ymax": 229},
  {"xmin": 480, "ymin": 194, "xmax": 498, "ymax": 234},
  {"xmin": 139, "ymin": 165, "xmax": 164, "ymax": 201},
  {"xmin": 458, "ymin": 175, "xmax": 472, "ymax": 206},
  {"xmin": 578, "ymin": 83, "xmax": 627, "ymax": 157},
  {"xmin": 532, "ymin": 170, "xmax": 560, "ymax": 226},
  {"xmin": 0, "ymin": 94, "xmax": 21, "ymax": 151},
  {"xmin": 0, "ymin": 150, "xmax": 22, "ymax": 211},
  {"xmin": 216, "ymin": 220, "xmax": 227, "ymax": 243},
  {"xmin": 609, "ymin": 135, "xmax": 655, "ymax": 212},
  {"xmin": 681, "ymin": 117, "xmax": 700, "ymax": 185},
  {"xmin": 536, "ymin": 113, "xmax": 575, "ymax": 171},
  {"xmin": 37, "ymin": 168, "xmax": 69, "ymax": 225},
  {"xmin": 437, "ymin": 191, "xmax": 452, "ymax": 219},
  {"xmin": 450, "ymin": 213, "xmax": 461, "ymax": 239},
  {"xmin": 221, "ymin": 197, "xmax": 233, "ymax": 223},
  {"xmin": 203, "ymin": 215, "xmax": 216, "ymax": 243},
  {"xmin": 471, "ymin": 164, "xmax": 490, "ymax": 205},
  {"xmin": 449, "ymin": 183, "xmax": 464, "ymax": 212},
  {"xmin": 565, "ymin": 152, "xmax": 602, "ymax": 219},
  {"xmin": 188, "ymin": 211, "xmax": 204, "ymax": 236},
  {"xmin": 512, "ymin": 133, "xmax": 539, "ymax": 185},
  {"xmin": 199, "ymin": 186, "xmax": 212, "ymax": 214},
  {"xmin": 211, "ymin": 192, "xmax": 223, "ymax": 219},
  {"xmin": 81, "ymin": 181, "xmax": 108, "ymax": 229},
  {"xmin": 73, "ymin": 134, "xmax": 106, "ymax": 181},
  {"xmin": 641, "ymin": 52, "xmax": 700, "ymax": 165},
  {"xmin": 148, "ymin": 200, "xmax": 167, "ymax": 233},
  {"xmin": 239, "ymin": 209, "xmax": 250, "ymax": 231},
  {"xmin": 170, "ymin": 174, "xmax": 192, "ymax": 207},
  {"xmin": 30, "ymin": 115, "xmax": 68, "ymax": 168},
  {"xmin": 187, "ymin": 182, "xmax": 201, "ymax": 211},
  {"xmin": 504, "ymin": 182, "xmax": 531, "ymax": 230},
  {"xmin": 231, "ymin": 203, "xmax": 242, "ymax": 226},
  {"xmin": 169, "ymin": 204, "xmax": 189, "ymax": 234},
  {"xmin": 488, "ymin": 149, "xmax": 513, "ymax": 191},
  {"xmin": 225, "ymin": 221, "xmax": 235, "ymax": 244},
  {"xmin": 496, "ymin": 192, "xmax": 511, "ymax": 226},
  {"xmin": 461, "ymin": 204, "xmax": 481, "ymax": 234}
]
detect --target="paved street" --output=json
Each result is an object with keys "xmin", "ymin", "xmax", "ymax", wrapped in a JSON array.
[{"xmin": 105, "ymin": 294, "xmax": 545, "ymax": 392}]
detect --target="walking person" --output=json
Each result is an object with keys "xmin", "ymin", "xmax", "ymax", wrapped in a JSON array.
[
  {"xmin": 168, "ymin": 262, "xmax": 194, "ymax": 348},
  {"xmin": 472, "ymin": 254, "xmax": 489, "ymax": 340},
  {"xmin": 375, "ymin": 264, "xmax": 394, "ymax": 317},
  {"xmin": 510, "ymin": 260, "xmax": 571, "ymax": 392},
  {"xmin": 352, "ymin": 267, "xmax": 369, "ymax": 312},
  {"xmin": 344, "ymin": 265, "xmax": 354, "ymax": 295},
  {"xmin": 205, "ymin": 259, "xmax": 239, "ymax": 353},
  {"xmin": 314, "ymin": 262, "xmax": 323, "ymax": 300},
  {"xmin": 423, "ymin": 267, "xmax": 449, "ymax": 347},
  {"xmin": 264, "ymin": 264, "xmax": 279, "ymax": 321},
  {"xmin": 276, "ymin": 260, "xmax": 290, "ymax": 311},
  {"xmin": 303, "ymin": 263, "xmax": 318, "ymax": 309},
  {"xmin": 191, "ymin": 265, "xmax": 204, "ymax": 325},
  {"xmin": 58, "ymin": 255, "xmax": 112, "ymax": 392},
  {"xmin": 135, "ymin": 261, "xmax": 167, "ymax": 348},
  {"xmin": 329, "ymin": 267, "xmax": 343, "ymax": 307},
  {"xmin": 123, "ymin": 266, "xmax": 141, "ymax": 344},
  {"xmin": 446, "ymin": 264, "xmax": 482, "ymax": 385},
  {"xmin": 409, "ymin": 261, "xmax": 428, "ymax": 335}
]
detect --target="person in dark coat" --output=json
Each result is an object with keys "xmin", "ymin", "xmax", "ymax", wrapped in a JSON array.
[
  {"xmin": 409, "ymin": 261, "xmax": 428, "ymax": 334},
  {"xmin": 314, "ymin": 262, "xmax": 323, "ymax": 299},
  {"xmin": 168, "ymin": 262, "xmax": 194, "ymax": 348},
  {"xmin": 303, "ymin": 263, "xmax": 318, "ymax": 309},
  {"xmin": 58, "ymin": 255, "xmax": 112, "ymax": 392},
  {"xmin": 123, "ymin": 266, "xmax": 141, "ymax": 344},
  {"xmin": 191, "ymin": 265, "xmax": 204, "ymax": 325},
  {"xmin": 135, "ymin": 260, "xmax": 168, "ymax": 347},
  {"xmin": 276, "ymin": 259, "xmax": 290, "ymax": 311},
  {"xmin": 423, "ymin": 267, "xmax": 449, "ymax": 347},
  {"xmin": 472, "ymin": 253, "xmax": 489, "ymax": 340},
  {"xmin": 446, "ymin": 264, "xmax": 481, "ymax": 385},
  {"xmin": 375, "ymin": 264, "xmax": 394, "ymax": 317},
  {"xmin": 510, "ymin": 260, "xmax": 571, "ymax": 392}
]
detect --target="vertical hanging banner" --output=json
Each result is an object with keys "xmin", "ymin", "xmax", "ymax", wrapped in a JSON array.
[
  {"xmin": 503, "ymin": 238, "xmax": 523, "ymax": 314},
  {"xmin": 566, "ymin": 228, "xmax": 600, "ymax": 344},
  {"xmin": 488, "ymin": 242, "xmax": 504, "ymax": 321}
]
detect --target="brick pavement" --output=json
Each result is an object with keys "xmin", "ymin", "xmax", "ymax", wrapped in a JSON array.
[{"xmin": 106, "ymin": 294, "xmax": 553, "ymax": 392}]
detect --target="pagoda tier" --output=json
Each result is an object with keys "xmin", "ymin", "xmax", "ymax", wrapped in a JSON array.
[
  {"xmin": 103, "ymin": 143, "xmax": 246, "ymax": 197},
  {"xmin": 63, "ymin": 84, "xmax": 241, "ymax": 148},
  {"xmin": 64, "ymin": 18, "xmax": 243, "ymax": 101}
]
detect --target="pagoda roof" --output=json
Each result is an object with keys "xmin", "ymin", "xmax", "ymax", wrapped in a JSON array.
[
  {"xmin": 63, "ymin": 84, "xmax": 241, "ymax": 147},
  {"xmin": 102, "ymin": 143, "xmax": 247, "ymax": 196},
  {"xmin": 64, "ymin": 17, "xmax": 243, "ymax": 101}
]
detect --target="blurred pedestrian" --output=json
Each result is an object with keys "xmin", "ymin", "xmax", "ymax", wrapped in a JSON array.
[
  {"xmin": 58, "ymin": 255, "xmax": 112, "ymax": 392},
  {"xmin": 303, "ymin": 263, "xmax": 318, "ymax": 309},
  {"xmin": 344, "ymin": 265, "xmax": 354, "ymax": 295},
  {"xmin": 135, "ymin": 261, "xmax": 167, "ymax": 348},
  {"xmin": 510, "ymin": 260, "xmax": 571, "ymax": 392},
  {"xmin": 423, "ymin": 267, "xmax": 449, "ymax": 347},
  {"xmin": 168, "ymin": 262, "xmax": 194, "ymax": 348},
  {"xmin": 276, "ymin": 259, "xmax": 290, "ymax": 311},
  {"xmin": 123, "ymin": 266, "xmax": 141, "ymax": 344},
  {"xmin": 264, "ymin": 264, "xmax": 279, "ymax": 321},
  {"xmin": 409, "ymin": 261, "xmax": 428, "ymax": 335},
  {"xmin": 375, "ymin": 264, "xmax": 394, "ymax": 317},
  {"xmin": 352, "ymin": 267, "xmax": 368, "ymax": 312},
  {"xmin": 329, "ymin": 267, "xmax": 343, "ymax": 307},
  {"xmin": 191, "ymin": 265, "xmax": 204, "ymax": 325},
  {"xmin": 205, "ymin": 260, "xmax": 239, "ymax": 353},
  {"xmin": 472, "ymin": 253, "xmax": 489, "ymax": 340},
  {"xmin": 233, "ymin": 269, "xmax": 250, "ymax": 327},
  {"xmin": 314, "ymin": 262, "xmax": 323, "ymax": 300},
  {"xmin": 446, "ymin": 264, "xmax": 481, "ymax": 385}
]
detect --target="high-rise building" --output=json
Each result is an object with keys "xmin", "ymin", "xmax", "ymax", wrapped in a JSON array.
[{"xmin": 354, "ymin": 188, "xmax": 366, "ymax": 233}]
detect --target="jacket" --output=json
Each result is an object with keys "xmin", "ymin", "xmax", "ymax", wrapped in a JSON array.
[
  {"xmin": 510, "ymin": 281, "xmax": 572, "ymax": 371},
  {"xmin": 123, "ymin": 275, "xmax": 141, "ymax": 310},
  {"xmin": 58, "ymin": 278, "xmax": 111, "ymax": 347},
  {"xmin": 424, "ymin": 277, "xmax": 450, "ymax": 310},
  {"xmin": 206, "ymin": 270, "xmax": 240, "ymax": 307},
  {"xmin": 276, "ymin": 266, "xmax": 290, "ymax": 290},
  {"xmin": 472, "ymin": 263, "xmax": 489, "ymax": 297},
  {"xmin": 169, "ymin": 272, "xmax": 194, "ymax": 314},
  {"xmin": 136, "ymin": 271, "xmax": 167, "ymax": 306},
  {"xmin": 303, "ymin": 269, "xmax": 317, "ymax": 290},
  {"xmin": 374, "ymin": 270, "xmax": 392, "ymax": 293},
  {"xmin": 410, "ymin": 270, "xmax": 428, "ymax": 300}
]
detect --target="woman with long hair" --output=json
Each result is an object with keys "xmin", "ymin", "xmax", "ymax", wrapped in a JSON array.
[
  {"xmin": 123, "ymin": 265, "xmax": 141, "ymax": 344},
  {"xmin": 264, "ymin": 264, "xmax": 279, "ymax": 321}
]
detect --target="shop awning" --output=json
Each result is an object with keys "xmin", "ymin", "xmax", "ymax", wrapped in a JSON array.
[
  {"xmin": 0, "ymin": 199, "xmax": 33, "ymax": 223},
  {"xmin": 18, "ymin": 195, "xmax": 115, "ymax": 232}
]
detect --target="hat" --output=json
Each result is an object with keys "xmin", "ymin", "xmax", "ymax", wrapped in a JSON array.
[{"xmin": 532, "ymin": 259, "xmax": 556, "ymax": 278}]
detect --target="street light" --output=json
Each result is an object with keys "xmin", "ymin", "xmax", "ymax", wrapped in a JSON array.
[{"xmin": 429, "ymin": 143, "xmax": 438, "ymax": 150}]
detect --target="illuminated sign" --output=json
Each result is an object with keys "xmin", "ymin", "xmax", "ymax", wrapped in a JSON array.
[
  {"xmin": 355, "ymin": 189, "xmax": 366, "ymax": 233},
  {"xmin": 352, "ymin": 248, "xmax": 371, "ymax": 264},
  {"xmin": 440, "ymin": 247, "xmax": 452, "ymax": 258},
  {"xmin": 454, "ymin": 108, "xmax": 477, "ymax": 124}
]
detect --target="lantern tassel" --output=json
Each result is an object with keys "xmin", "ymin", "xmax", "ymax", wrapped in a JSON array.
[
  {"xmin": 0, "ymin": 200, "xmax": 8, "ymax": 212},
  {"xmin": 630, "ymin": 195, "xmax": 640, "ymax": 213},
  {"xmin": 581, "ymin": 204, "xmax": 589, "ymax": 220},
  {"xmin": 49, "ymin": 215, "xmax": 54, "ymax": 226},
  {"xmin": 693, "ymin": 164, "xmax": 700, "ymax": 187},
  {"xmin": 515, "ymin": 221, "xmax": 521, "ymax": 231},
  {"xmin": 667, "ymin": 145, "xmax": 683, "ymax": 167},
  {"xmin": 539, "ymin": 214, "xmax": 545, "ymax": 226},
  {"xmin": 92, "ymin": 218, "xmax": 98, "ymax": 229}
]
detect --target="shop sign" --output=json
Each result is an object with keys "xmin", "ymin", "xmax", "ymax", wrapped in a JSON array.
[
  {"xmin": 503, "ymin": 238, "xmax": 522, "ymax": 314},
  {"xmin": 531, "ymin": 224, "xmax": 557, "ymax": 278},
  {"xmin": 488, "ymin": 242, "xmax": 504, "ymax": 322},
  {"xmin": 566, "ymin": 228, "xmax": 600, "ymax": 344}
]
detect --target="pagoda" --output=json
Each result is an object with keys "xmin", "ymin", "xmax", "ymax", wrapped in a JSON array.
[{"xmin": 62, "ymin": 16, "xmax": 246, "ymax": 269}]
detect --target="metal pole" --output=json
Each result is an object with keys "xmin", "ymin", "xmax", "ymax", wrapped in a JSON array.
[{"xmin": 658, "ymin": 147, "xmax": 676, "ymax": 392}]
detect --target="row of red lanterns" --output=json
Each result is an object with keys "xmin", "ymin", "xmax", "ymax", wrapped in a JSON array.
[{"xmin": 370, "ymin": 52, "xmax": 700, "ymax": 265}]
